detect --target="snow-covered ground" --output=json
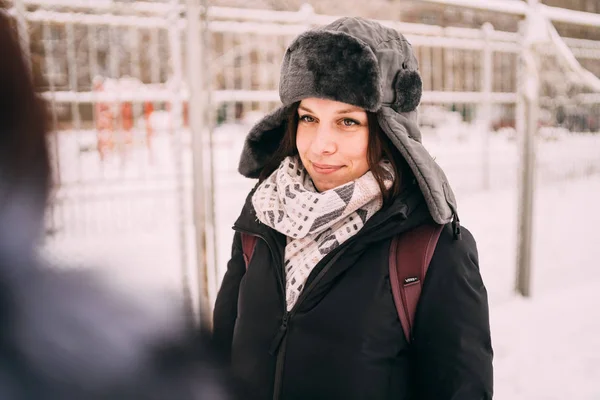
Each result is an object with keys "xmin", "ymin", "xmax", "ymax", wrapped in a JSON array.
[
  {"xmin": 457, "ymin": 177, "xmax": 600, "ymax": 400},
  {"xmin": 43, "ymin": 125, "xmax": 600, "ymax": 399}
]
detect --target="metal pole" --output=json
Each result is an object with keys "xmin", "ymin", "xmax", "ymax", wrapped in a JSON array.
[
  {"xmin": 13, "ymin": 0, "xmax": 32, "ymax": 74},
  {"xmin": 186, "ymin": 0, "xmax": 210, "ymax": 324},
  {"xmin": 42, "ymin": 22, "xmax": 61, "ymax": 237},
  {"xmin": 66, "ymin": 23, "xmax": 84, "ymax": 182},
  {"xmin": 168, "ymin": 0, "xmax": 194, "ymax": 319},
  {"xmin": 515, "ymin": 0, "xmax": 539, "ymax": 297},
  {"xmin": 202, "ymin": 0, "xmax": 220, "ymax": 314},
  {"xmin": 481, "ymin": 22, "xmax": 494, "ymax": 191}
]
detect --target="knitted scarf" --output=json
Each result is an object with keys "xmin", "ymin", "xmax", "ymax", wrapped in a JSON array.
[{"xmin": 252, "ymin": 156, "xmax": 393, "ymax": 311}]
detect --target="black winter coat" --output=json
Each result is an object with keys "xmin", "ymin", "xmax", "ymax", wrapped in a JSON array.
[{"xmin": 213, "ymin": 184, "xmax": 493, "ymax": 400}]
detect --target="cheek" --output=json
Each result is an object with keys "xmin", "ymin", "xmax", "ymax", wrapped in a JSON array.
[
  {"xmin": 295, "ymin": 127, "xmax": 309, "ymax": 155},
  {"xmin": 347, "ymin": 130, "xmax": 370, "ymax": 170}
]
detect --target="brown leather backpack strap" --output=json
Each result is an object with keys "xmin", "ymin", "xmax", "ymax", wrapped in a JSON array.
[
  {"xmin": 389, "ymin": 223, "xmax": 443, "ymax": 343},
  {"xmin": 241, "ymin": 233, "xmax": 258, "ymax": 270}
]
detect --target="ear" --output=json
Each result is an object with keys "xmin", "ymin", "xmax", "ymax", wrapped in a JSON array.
[{"xmin": 392, "ymin": 68, "xmax": 423, "ymax": 113}]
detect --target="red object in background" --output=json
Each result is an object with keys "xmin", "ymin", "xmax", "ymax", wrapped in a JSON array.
[
  {"xmin": 121, "ymin": 101, "xmax": 134, "ymax": 146},
  {"xmin": 144, "ymin": 101, "xmax": 154, "ymax": 151},
  {"xmin": 93, "ymin": 79, "xmax": 114, "ymax": 161},
  {"xmin": 93, "ymin": 77, "xmax": 157, "ymax": 160}
]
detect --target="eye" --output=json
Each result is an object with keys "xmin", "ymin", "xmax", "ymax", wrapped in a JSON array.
[
  {"xmin": 341, "ymin": 118, "xmax": 359, "ymax": 127},
  {"xmin": 299, "ymin": 115, "xmax": 315, "ymax": 123}
]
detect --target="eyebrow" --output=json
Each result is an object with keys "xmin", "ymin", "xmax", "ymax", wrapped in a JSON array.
[
  {"xmin": 298, "ymin": 105, "xmax": 364, "ymax": 114},
  {"xmin": 298, "ymin": 105, "xmax": 314, "ymax": 113}
]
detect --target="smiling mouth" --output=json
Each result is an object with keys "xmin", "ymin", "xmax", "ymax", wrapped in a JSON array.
[{"xmin": 311, "ymin": 162, "xmax": 343, "ymax": 174}]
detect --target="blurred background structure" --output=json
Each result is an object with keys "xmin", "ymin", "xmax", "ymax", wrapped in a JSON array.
[{"xmin": 4, "ymin": 0, "xmax": 600, "ymax": 398}]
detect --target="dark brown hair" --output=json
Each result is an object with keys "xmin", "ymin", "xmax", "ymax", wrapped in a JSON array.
[
  {"xmin": 0, "ymin": 11, "xmax": 50, "ymax": 204},
  {"xmin": 259, "ymin": 102, "xmax": 411, "ymax": 206}
]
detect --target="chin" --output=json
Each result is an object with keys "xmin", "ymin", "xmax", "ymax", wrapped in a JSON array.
[
  {"xmin": 306, "ymin": 166, "xmax": 357, "ymax": 192},
  {"xmin": 314, "ymin": 183, "xmax": 333, "ymax": 192},
  {"xmin": 313, "ymin": 178, "xmax": 346, "ymax": 192}
]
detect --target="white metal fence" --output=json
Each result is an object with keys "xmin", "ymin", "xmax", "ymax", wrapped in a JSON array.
[{"xmin": 8, "ymin": 0, "xmax": 600, "ymax": 306}]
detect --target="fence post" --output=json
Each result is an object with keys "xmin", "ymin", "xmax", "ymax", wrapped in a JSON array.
[
  {"xmin": 186, "ymin": 0, "xmax": 216, "ymax": 325},
  {"xmin": 167, "ymin": 0, "xmax": 195, "ymax": 320},
  {"xmin": 515, "ymin": 1, "xmax": 540, "ymax": 298},
  {"xmin": 202, "ymin": 0, "xmax": 219, "ymax": 316},
  {"xmin": 299, "ymin": 2, "xmax": 315, "ymax": 27},
  {"xmin": 481, "ymin": 22, "xmax": 494, "ymax": 191},
  {"xmin": 13, "ymin": 0, "xmax": 31, "ymax": 74}
]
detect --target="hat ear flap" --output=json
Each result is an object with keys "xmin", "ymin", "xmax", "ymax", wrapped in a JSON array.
[{"xmin": 392, "ymin": 68, "xmax": 422, "ymax": 113}]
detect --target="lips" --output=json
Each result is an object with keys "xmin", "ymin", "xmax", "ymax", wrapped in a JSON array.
[{"xmin": 311, "ymin": 162, "xmax": 343, "ymax": 174}]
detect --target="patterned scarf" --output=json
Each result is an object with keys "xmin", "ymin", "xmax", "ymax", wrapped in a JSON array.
[{"xmin": 252, "ymin": 156, "xmax": 393, "ymax": 311}]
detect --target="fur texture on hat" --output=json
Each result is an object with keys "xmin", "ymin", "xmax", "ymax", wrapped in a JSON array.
[
  {"xmin": 280, "ymin": 30, "xmax": 382, "ymax": 112},
  {"xmin": 392, "ymin": 69, "xmax": 423, "ymax": 113},
  {"xmin": 238, "ymin": 17, "xmax": 458, "ymax": 225}
]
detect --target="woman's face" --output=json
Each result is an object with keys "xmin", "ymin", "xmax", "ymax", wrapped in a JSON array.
[{"xmin": 296, "ymin": 98, "xmax": 370, "ymax": 192}]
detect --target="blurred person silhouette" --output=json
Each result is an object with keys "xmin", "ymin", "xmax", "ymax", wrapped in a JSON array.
[
  {"xmin": 213, "ymin": 17, "xmax": 493, "ymax": 400},
  {"xmin": 0, "ymin": 9, "xmax": 240, "ymax": 400}
]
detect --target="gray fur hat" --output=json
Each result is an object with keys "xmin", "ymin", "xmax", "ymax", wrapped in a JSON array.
[{"xmin": 238, "ymin": 17, "xmax": 458, "ymax": 225}]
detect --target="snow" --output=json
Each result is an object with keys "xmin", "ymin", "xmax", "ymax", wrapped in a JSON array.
[
  {"xmin": 455, "ymin": 175, "xmax": 600, "ymax": 400},
  {"xmin": 492, "ymin": 282, "xmax": 600, "ymax": 400},
  {"xmin": 42, "ymin": 121, "xmax": 600, "ymax": 399}
]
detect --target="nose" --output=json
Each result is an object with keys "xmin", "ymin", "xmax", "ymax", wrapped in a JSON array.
[{"xmin": 310, "ymin": 125, "xmax": 337, "ymax": 155}]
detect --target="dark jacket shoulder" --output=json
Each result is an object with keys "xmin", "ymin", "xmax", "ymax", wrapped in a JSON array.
[{"xmin": 413, "ymin": 224, "xmax": 494, "ymax": 400}]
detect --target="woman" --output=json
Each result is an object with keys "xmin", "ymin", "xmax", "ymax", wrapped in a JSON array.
[
  {"xmin": 213, "ymin": 17, "xmax": 493, "ymax": 400},
  {"xmin": 0, "ymin": 10, "xmax": 239, "ymax": 399}
]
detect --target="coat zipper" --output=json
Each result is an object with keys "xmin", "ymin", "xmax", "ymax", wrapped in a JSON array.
[
  {"xmin": 269, "ymin": 246, "xmax": 351, "ymax": 400},
  {"xmin": 271, "ymin": 312, "xmax": 289, "ymax": 400},
  {"xmin": 234, "ymin": 226, "xmax": 361, "ymax": 399}
]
